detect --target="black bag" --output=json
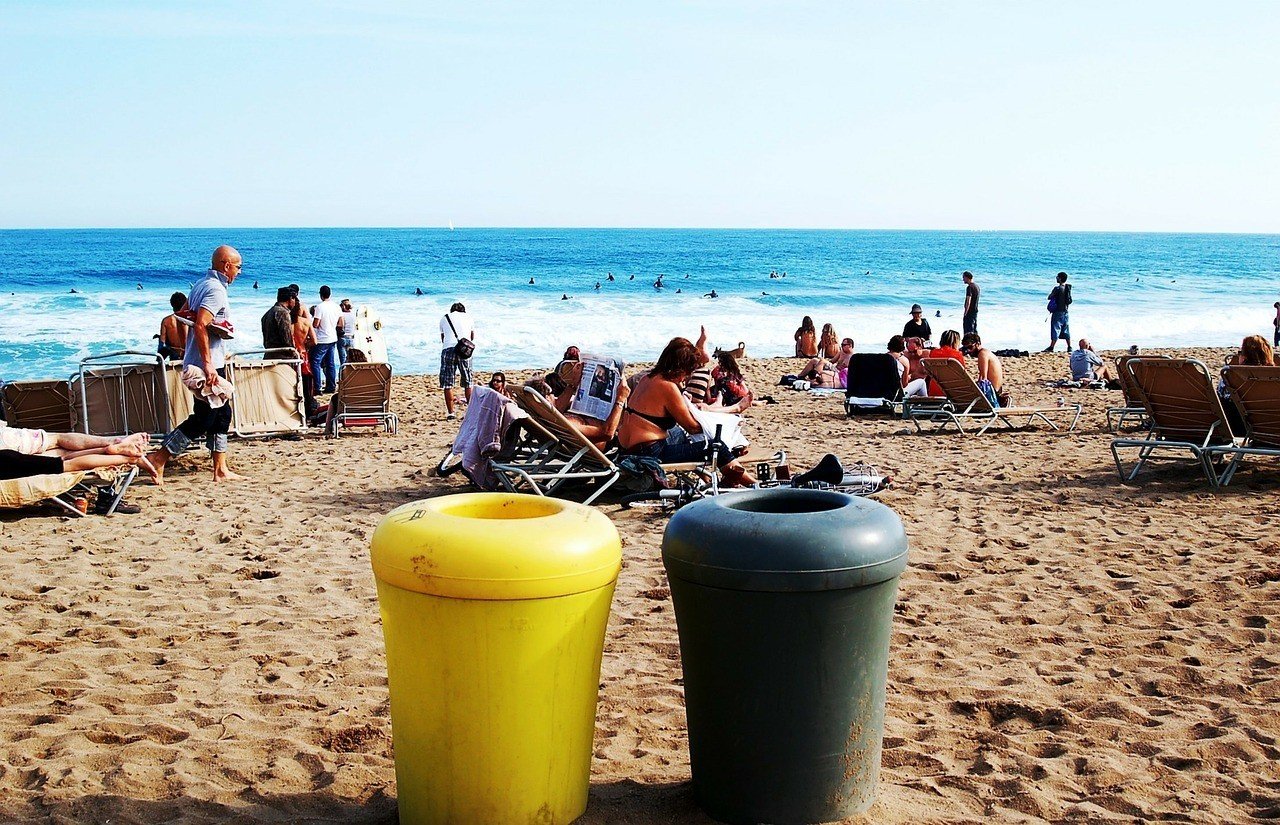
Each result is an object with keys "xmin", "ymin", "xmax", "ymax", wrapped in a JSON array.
[{"xmin": 445, "ymin": 314, "xmax": 475, "ymax": 360}]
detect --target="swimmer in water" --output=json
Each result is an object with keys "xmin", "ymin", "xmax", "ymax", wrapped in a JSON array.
[
  {"xmin": 529, "ymin": 277, "xmax": 535, "ymax": 285},
  {"xmin": 561, "ymin": 293, "xmax": 570, "ymax": 300},
  {"xmin": 70, "ymin": 288, "xmax": 79, "ymax": 294},
  {"xmin": 607, "ymin": 273, "xmax": 614, "ymax": 281},
  {"xmin": 762, "ymin": 291, "xmax": 769, "ymax": 296},
  {"xmin": 595, "ymin": 281, "xmax": 601, "ymax": 291},
  {"xmin": 253, "ymin": 280, "xmax": 259, "ymax": 289},
  {"xmin": 628, "ymin": 274, "xmax": 634, "ymax": 281},
  {"xmin": 675, "ymin": 289, "xmax": 682, "ymax": 294},
  {"xmin": 704, "ymin": 290, "xmax": 718, "ymax": 298},
  {"xmin": 415, "ymin": 287, "xmax": 424, "ymax": 296},
  {"xmin": 136, "ymin": 283, "xmax": 143, "ymax": 290}
]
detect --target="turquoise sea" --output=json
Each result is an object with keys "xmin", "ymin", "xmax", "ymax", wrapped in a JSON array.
[{"xmin": 0, "ymin": 228, "xmax": 1276, "ymax": 381}]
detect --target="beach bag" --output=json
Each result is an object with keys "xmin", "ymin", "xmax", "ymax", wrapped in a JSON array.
[{"xmin": 445, "ymin": 315, "xmax": 475, "ymax": 360}]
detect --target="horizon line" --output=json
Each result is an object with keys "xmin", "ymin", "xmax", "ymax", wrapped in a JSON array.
[{"xmin": 2, "ymin": 225, "xmax": 1278, "ymax": 237}]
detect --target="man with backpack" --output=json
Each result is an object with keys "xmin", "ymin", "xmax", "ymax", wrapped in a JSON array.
[
  {"xmin": 439, "ymin": 301, "xmax": 476, "ymax": 420},
  {"xmin": 1044, "ymin": 272, "xmax": 1073, "ymax": 353}
]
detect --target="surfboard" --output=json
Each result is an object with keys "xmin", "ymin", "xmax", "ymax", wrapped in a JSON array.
[{"xmin": 351, "ymin": 305, "xmax": 389, "ymax": 363}]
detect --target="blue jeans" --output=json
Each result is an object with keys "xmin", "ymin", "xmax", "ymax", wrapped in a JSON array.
[
  {"xmin": 963, "ymin": 310, "xmax": 978, "ymax": 336},
  {"xmin": 338, "ymin": 335, "xmax": 354, "ymax": 366},
  {"xmin": 1050, "ymin": 311, "xmax": 1071, "ymax": 346},
  {"xmin": 310, "ymin": 342, "xmax": 338, "ymax": 393}
]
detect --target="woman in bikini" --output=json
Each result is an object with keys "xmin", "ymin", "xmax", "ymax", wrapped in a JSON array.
[
  {"xmin": 819, "ymin": 323, "xmax": 840, "ymax": 360},
  {"xmin": 794, "ymin": 316, "xmax": 818, "ymax": 358},
  {"xmin": 618, "ymin": 337, "xmax": 756, "ymax": 487}
]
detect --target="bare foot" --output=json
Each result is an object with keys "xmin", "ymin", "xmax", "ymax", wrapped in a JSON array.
[
  {"xmin": 138, "ymin": 456, "xmax": 161, "ymax": 484},
  {"xmin": 144, "ymin": 450, "xmax": 167, "ymax": 485},
  {"xmin": 213, "ymin": 469, "xmax": 247, "ymax": 482},
  {"xmin": 106, "ymin": 441, "xmax": 144, "ymax": 458}
]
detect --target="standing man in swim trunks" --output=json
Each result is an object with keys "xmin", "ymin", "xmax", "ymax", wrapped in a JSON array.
[{"xmin": 146, "ymin": 245, "xmax": 245, "ymax": 483}]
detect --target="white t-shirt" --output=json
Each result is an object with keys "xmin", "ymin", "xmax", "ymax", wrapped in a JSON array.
[
  {"xmin": 440, "ymin": 311, "xmax": 474, "ymax": 348},
  {"xmin": 340, "ymin": 310, "xmax": 357, "ymax": 338},
  {"xmin": 313, "ymin": 299, "xmax": 341, "ymax": 345}
]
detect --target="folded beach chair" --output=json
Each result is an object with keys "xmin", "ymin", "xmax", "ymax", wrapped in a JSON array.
[
  {"xmin": 71, "ymin": 351, "xmax": 169, "ymax": 437},
  {"xmin": 1, "ymin": 379, "xmax": 73, "ymax": 432},
  {"xmin": 1110, "ymin": 358, "xmax": 1241, "ymax": 488},
  {"xmin": 327, "ymin": 362, "xmax": 399, "ymax": 437},
  {"xmin": 1220, "ymin": 365, "xmax": 1280, "ymax": 474},
  {"xmin": 0, "ymin": 465, "xmax": 138, "ymax": 518},
  {"xmin": 1106, "ymin": 354, "xmax": 1168, "ymax": 432},
  {"xmin": 227, "ymin": 352, "xmax": 307, "ymax": 438},
  {"xmin": 164, "ymin": 362, "xmax": 195, "ymax": 432},
  {"xmin": 844, "ymin": 354, "xmax": 902, "ymax": 417},
  {"xmin": 910, "ymin": 357, "xmax": 1082, "ymax": 435}
]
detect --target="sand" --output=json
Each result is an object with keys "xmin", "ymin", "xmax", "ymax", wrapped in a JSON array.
[{"xmin": 1, "ymin": 348, "xmax": 1277, "ymax": 824}]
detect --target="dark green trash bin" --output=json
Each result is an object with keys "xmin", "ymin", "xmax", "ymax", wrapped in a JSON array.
[{"xmin": 662, "ymin": 488, "xmax": 909, "ymax": 824}]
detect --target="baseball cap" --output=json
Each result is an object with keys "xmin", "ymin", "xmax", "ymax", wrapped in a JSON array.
[{"xmin": 910, "ymin": 304, "xmax": 923, "ymax": 314}]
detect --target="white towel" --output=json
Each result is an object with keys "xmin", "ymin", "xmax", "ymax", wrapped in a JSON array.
[{"xmin": 181, "ymin": 365, "xmax": 235, "ymax": 409}]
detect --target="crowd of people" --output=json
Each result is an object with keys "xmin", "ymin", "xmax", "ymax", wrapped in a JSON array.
[{"xmin": 5, "ymin": 254, "xmax": 1280, "ymax": 514}]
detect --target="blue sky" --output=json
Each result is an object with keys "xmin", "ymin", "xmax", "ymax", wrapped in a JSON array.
[{"xmin": 2, "ymin": 1, "xmax": 1277, "ymax": 231}]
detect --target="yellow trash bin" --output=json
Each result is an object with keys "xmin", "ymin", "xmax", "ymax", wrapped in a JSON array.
[{"xmin": 370, "ymin": 492, "xmax": 622, "ymax": 825}]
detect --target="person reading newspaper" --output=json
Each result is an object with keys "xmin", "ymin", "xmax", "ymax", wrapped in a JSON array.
[{"xmin": 552, "ymin": 354, "xmax": 630, "ymax": 450}]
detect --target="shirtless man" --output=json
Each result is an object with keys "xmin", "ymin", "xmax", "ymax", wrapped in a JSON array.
[
  {"xmin": 961, "ymin": 333, "xmax": 1006, "ymax": 406},
  {"xmin": 157, "ymin": 291, "xmax": 189, "ymax": 359},
  {"xmin": 146, "ymin": 245, "xmax": 245, "ymax": 483}
]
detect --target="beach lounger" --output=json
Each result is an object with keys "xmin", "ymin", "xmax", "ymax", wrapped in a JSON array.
[
  {"xmin": 71, "ymin": 351, "xmax": 169, "ymax": 437},
  {"xmin": 493, "ymin": 387, "xmax": 627, "ymax": 503},
  {"xmin": 0, "ymin": 465, "xmax": 138, "ymax": 518},
  {"xmin": 1106, "ymin": 354, "xmax": 1167, "ymax": 432},
  {"xmin": 326, "ymin": 362, "xmax": 399, "ymax": 437},
  {"xmin": 227, "ymin": 352, "xmax": 307, "ymax": 438},
  {"xmin": 1110, "ymin": 358, "xmax": 1241, "ymax": 488},
  {"xmin": 163, "ymin": 362, "xmax": 196, "ymax": 432},
  {"xmin": 1, "ymin": 379, "xmax": 73, "ymax": 432},
  {"xmin": 844, "ymin": 353, "xmax": 902, "ymax": 416},
  {"xmin": 911, "ymin": 357, "xmax": 1082, "ymax": 435},
  {"xmin": 495, "ymin": 387, "xmax": 722, "ymax": 505},
  {"xmin": 1220, "ymin": 365, "xmax": 1280, "ymax": 474}
]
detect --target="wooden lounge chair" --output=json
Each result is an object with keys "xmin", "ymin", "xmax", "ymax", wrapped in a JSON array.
[
  {"xmin": 1220, "ymin": 364, "xmax": 1280, "ymax": 474},
  {"xmin": 1110, "ymin": 358, "xmax": 1241, "ymax": 488},
  {"xmin": 327, "ymin": 362, "xmax": 399, "ymax": 437},
  {"xmin": 1106, "ymin": 354, "xmax": 1168, "ymax": 432},
  {"xmin": 910, "ymin": 358, "xmax": 1082, "ymax": 435},
  {"xmin": 494, "ymin": 387, "xmax": 717, "ymax": 505}
]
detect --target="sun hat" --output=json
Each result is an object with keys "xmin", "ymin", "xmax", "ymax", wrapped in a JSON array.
[{"xmin": 910, "ymin": 304, "xmax": 923, "ymax": 314}]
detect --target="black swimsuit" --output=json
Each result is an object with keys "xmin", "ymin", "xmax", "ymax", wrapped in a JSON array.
[{"xmin": 624, "ymin": 405, "xmax": 678, "ymax": 431}]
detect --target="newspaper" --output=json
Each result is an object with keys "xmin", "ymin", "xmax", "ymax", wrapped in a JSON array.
[{"xmin": 568, "ymin": 353, "xmax": 625, "ymax": 421}]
